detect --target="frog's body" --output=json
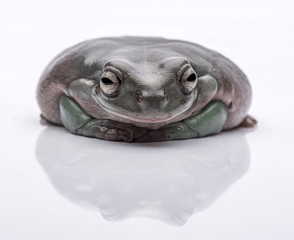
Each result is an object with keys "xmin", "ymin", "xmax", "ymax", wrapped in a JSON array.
[{"xmin": 37, "ymin": 37, "xmax": 256, "ymax": 142}]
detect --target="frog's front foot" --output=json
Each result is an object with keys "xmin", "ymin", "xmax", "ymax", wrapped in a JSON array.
[
  {"xmin": 76, "ymin": 119, "xmax": 134, "ymax": 142},
  {"xmin": 76, "ymin": 119, "xmax": 148, "ymax": 142},
  {"xmin": 59, "ymin": 95, "xmax": 147, "ymax": 142}
]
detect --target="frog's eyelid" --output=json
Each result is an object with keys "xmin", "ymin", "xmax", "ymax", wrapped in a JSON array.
[
  {"xmin": 177, "ymin": 64, "xmax": 193, "ymax": 80},
  {"xmin": 104, "ymin": 59, "xmax": 135, "ymax": 72},
  {"xmin": 159, "ymin": 57, "xmax": 190, "ymax": 68},
  {"xmin": 101, "ymin": 71, "xmax": 121, "ymax": 84},
  {"xmin": 102, "ymin": 66, "xmax": 123, "ymax": 80}
]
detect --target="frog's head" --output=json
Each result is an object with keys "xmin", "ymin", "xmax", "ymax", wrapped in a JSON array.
[{"xmin": 91, "ymin": 57, "xmax": 198, "ymax": 129}]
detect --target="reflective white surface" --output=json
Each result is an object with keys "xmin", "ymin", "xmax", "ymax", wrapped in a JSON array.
[
  {"xmin": 36, "ymin": 127, "xmax": 249, "ymax": 225},
  {"xmin": 1, "ymin": 0, "xmax": 294, "ymax": 239}
]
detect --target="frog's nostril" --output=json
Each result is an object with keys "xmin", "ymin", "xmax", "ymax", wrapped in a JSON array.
[
  {"xmin": 138, "ymin": 94, "xmax": 143, "ymax": 102},
  {"xmin": 139, "ymin": 90, "xmax": 167, "ymax": 103},
  {"xmin": 136, "ymin": 90, "xmax": 144, "ymax": 102},
  {"xmin": 164, "ymin": 92, "xmax": 168, "ymax": 101}
]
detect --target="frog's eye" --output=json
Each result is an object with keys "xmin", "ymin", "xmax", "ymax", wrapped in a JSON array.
[
  {"xmin": 180, "ymin": 68, "xmax": 197, "ymax": 94},
  {"xmin": 100, "ymin": 71, "xmax": 121, "ymax": 97}
]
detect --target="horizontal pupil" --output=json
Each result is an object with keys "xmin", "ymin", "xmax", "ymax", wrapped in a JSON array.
[
  {"xmin": 101, "ymin": 78, "xmax": 114, "ymax": 85},
  {"xmin": 187, "ymin": 73, "xmax": 196, "ymax": 82}
]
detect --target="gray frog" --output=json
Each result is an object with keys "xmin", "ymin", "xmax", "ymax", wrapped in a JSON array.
[{"xmin": 37, "ymin": 37, "xmax": 256, "ymax": 142}]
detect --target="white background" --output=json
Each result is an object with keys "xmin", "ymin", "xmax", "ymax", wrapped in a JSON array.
[{"xmin": 1, "ymin": 0, "xmax": 294, "ymax": 239}]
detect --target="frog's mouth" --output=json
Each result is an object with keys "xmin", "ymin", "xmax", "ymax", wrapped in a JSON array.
[
  {"xmin": 93, "ymin": 91, "xmax": 197, "ymax": 129},
  {"xmin": 99, "ymin": 104, "xmax": 194, "ymax": 130},
  {"xmin": 102, "ymin": 106, "xmax": 188, "ymax": 124}
]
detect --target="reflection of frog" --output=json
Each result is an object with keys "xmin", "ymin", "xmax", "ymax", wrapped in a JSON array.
[
  {"xmin": 36, "ymin": 127, "xmax": 250, "ymax": 225},
  {"xmin": 37, "ymin": 37, "xmax": 256, "ymax": 142}
]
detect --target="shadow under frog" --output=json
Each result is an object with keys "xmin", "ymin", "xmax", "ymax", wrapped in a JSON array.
[{"xmin": 36, "ymin": 127, "xmax": 250, "ymax": 225}]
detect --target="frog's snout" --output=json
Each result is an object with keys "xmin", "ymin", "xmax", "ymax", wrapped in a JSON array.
[{"xmin": 136, "ymin": 89, "xmax": 168, "ymax": 103}]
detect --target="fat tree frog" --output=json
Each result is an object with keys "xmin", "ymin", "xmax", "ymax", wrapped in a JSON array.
[{"xmin": 37, "ymin": 37, "xmax": 256, "ymax": 142}]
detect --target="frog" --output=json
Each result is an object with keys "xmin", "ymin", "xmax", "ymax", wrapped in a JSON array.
[{"xmin": 37, "ymin": 36, "xmax": 257, "ymax": 142}]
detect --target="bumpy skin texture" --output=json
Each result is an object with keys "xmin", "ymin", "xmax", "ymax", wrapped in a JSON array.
[{"xmin": 37, "ymin": 37, "xmax": 255, "ymax": 142}]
